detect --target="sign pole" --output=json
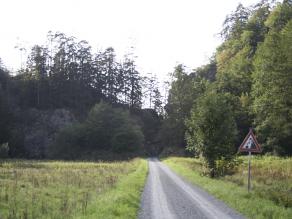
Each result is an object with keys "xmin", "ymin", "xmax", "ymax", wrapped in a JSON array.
[
  {"xmin": 248, "ymin": 151, "xmax": 251, "ymax": 192},
  {"xmin": 238, "ymin": 128, "xmax": 261, "ymax": 193}
]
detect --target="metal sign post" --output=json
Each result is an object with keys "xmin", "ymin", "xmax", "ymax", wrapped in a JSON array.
[
  {"xmin": 247, "ymin": 151, "xmax": 251, "ymax": 192},
  {"xmin": 238, "ymin": 128, "xmax": 261, "ymax": 192}
]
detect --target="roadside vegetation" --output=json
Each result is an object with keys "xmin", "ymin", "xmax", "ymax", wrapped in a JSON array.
[
  {"xmin": 161, "ymin": 0, "xmax": 292, "ymax": 178},
  {"xmin": 0, "ymin": 158, "xmax": 147, "ymax": 219},
  {"xmin": 164, "ymin": 156, "xmax": 292, "ymax": 219}
]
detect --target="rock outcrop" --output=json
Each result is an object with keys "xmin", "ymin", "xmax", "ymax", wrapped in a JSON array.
[{"xmin": 22, "ymin": 108, "xmax": 76, "ymax": 158}]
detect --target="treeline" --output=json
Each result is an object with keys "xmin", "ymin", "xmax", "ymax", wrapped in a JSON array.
[
  {"xmin": 0, "ymin": 32, "xmax": 163, "ymax": 159},
  {"xmin": 1, "ymin": 0, "xmax": 291, "ymax": 163},
  {"xmin": 12, "ymin": 32, "xmax": 162, "ymax": 110},
  {"xmin": 162, "ymin": 0, "xmax": 292, "ymax": 174}
]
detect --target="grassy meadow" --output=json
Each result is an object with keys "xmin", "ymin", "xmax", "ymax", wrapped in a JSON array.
[
  {"xmin": 164, "ymin": 156, "xmax": 292, "ymax": 219},
  {"xmin": 0, "ymin": 158, "xmax": 148, "ymax": 219}
]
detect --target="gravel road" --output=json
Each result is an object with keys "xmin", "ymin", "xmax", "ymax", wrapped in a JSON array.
[{"xmin": 139, "ymin": 158, "xmax": 246, "ymax": 219}]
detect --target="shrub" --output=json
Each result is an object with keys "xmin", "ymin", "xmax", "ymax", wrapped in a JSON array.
[
  {"xmin": 111, "ymin": 127, "xmax": 144, "ymax": 153},
  {"xmin": 186, "ymin": 92, "xmax": 238, "ymax": 177},
  {"xmin": 50, "ymin": 102, "xmax": 144, "ymax": 158},
  {"xmin": 49, "ymin": 123, "xmax": 85, "ymax": 159}
]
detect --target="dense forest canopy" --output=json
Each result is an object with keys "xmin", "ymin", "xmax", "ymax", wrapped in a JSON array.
[
  {"xmin": 0, "ymin": 32, "xmax": 163, "ymax": 158},
  {"xmin": 163, "ymin": 0, "xmax": 292, "ymax": 157},
  {"xmin": 0, "ymin": 0, "xmax": 291, "ymax": 162}
]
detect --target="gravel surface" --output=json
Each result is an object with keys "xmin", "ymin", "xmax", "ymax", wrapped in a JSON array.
[{"xmin": 139, "ymin": 158, "xmax": 246, "ymax": 219}]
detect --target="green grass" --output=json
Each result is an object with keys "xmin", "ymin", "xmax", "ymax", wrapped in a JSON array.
[
  {"xmin": 0, "ymin": 158, "xmax": 148, "ymax": 219},
  {"xmin": 163, "ymin": 156, "xmax": 292, "ymax": 219},
  {"xmin": 79, "ymin": 159, "xmax": 147, "ymax": 219}
]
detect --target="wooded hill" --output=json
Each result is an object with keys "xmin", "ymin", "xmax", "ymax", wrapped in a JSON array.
[
  {"xmin": 0, "ymin": 33, "xmax": 163, "ymax": 159},
  {"xmin": 162, "ymin": 0, "xmax": 292, "ymax": 159},
  {"xmin": 0, "ymin": 0, "xmax": 291, "ymax": 160}
]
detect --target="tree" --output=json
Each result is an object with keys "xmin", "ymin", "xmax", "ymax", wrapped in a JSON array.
[
  {"xmin": 26, "ymin": 45, "xmax": 49, "ymax": 107},
  {"xmin": 186, "ymin": 92, "xmax": 238, "ymax": 177},
  {"xmin": 162, "ymin": 65, "xmax": 208, "ymax": 148},
  {"xmin": 252, "ymin": 17, "xmax": 292, "ymax": 155},
  {"xmin": 264, "ymin": 0, "xmax": 292, "ymax": 31},
  {"xmin": 163, "ymin": 65, "xmax": 193, "ymax": 148},
  {"xmin": 122, "ymin": 56, "xmax": 142, "ymax": 108},
  {"xmin": 100, "ymin": 47, "xmax": 119, "ymax": 103},
  {"xmin": 153, "ymin": 88, "xmax": 163, "ymax": 115},
  {"xmin": 137, "ymin": 108, "xmax": 162, "ymax": 155},
  {"xmin": 0, "ymin": 64, "xmax": 11, "ymax": 145},
  {"xmin": 142, "ymin": 73, "xmax": 163, "ymax": 114},
  {"xmin": 193, "ymin": 58, "xmax": 217, "ymax": 82},
  {"xmin": 86, "ymin": 102, "xmax": 144, "ymax": 152},
  {"xmin": 220, "ymin": 3, "xmax": 251, "ymax": 40},
  {"xmin": 215, "ymin": 1, "xmax": 274, "ymax": 144}
]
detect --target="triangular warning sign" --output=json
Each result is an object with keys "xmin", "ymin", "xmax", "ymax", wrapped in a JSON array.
[{"xmin": 239, "ymin": 129, "xmax": 262, "ymax": 153}]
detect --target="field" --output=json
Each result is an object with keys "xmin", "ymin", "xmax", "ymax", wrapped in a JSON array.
[
  {"xmin": 164, "ymin": 156, "xmax": 292, "ymax": 219},
  {"xmin": 0, "ymin": 158, "xmax": 147, "ymax": 219}
]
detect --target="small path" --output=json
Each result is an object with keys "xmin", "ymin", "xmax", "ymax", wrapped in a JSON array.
[{"xmin": 139, "ymin": 158, "xmax": 246, "ymax": 219}]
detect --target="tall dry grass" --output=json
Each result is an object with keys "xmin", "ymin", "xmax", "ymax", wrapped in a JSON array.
[{"xmin": 0, "ymin": 159, "xmax": 141, "ymax": 219}]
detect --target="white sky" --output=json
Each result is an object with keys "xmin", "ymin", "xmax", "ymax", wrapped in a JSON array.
[{"xmin": 0, "ymin": 0, "xmax": 259, "ymax": 81}]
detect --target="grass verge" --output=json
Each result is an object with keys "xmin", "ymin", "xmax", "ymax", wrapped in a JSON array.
[
  {"xmin": 163, "ymin": 157, "xmax": 291, "ymax": 219},
  {"xmin": 78, "ymin": 158, "xmax": 148, "ymax": 219},
  {"xmin": 0, "ymin": 158, "xmax": 148, "ymax": 219}
]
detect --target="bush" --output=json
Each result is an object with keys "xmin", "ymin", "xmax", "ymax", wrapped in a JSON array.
[
  {"xmin": 85, "ymin": 102, "xmax": 144, "ymax": 152},
  {"xmin": 50, "ymin": 102, "xmax": 144, "ymax": 159},
  {"xmin": 49, "ymin": 123, "xmax": 85, "ymax": 159},
  {"xmin": 111, "ymin": 127, "xmax": 144, "ymax": 153},
  {"xmin": 186, "ymin": 92, "xmax": 238, "ymax": 177},
  {"xmin": 214, "ymin": 156, "xmax": 243, "ymax": 176}
]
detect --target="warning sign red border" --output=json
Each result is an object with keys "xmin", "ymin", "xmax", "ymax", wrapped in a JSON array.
[{"xmin": 239, "ymin": 129, "xmax": 262, "ymax": 153}]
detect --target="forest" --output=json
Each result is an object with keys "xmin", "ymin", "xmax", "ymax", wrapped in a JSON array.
[
  {"xmin": 0, "ymin": 0, "xmax": 291, "ymax": 167},
  {"xmin": 163, "ymin": 0, "xmax": 292, "ymax": 162},
  {"xmin": 0, "ymin": 32, "xmax": 164, "ymax": 159}
]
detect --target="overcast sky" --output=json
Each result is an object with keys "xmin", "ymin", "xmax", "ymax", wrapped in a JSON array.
[{"xmin": 1, "ymin": 0, "xmax": 259, "ymax": 80}]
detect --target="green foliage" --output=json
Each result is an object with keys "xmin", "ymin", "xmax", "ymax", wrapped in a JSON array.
[
  {"xmin": 8, "ymin": 32, "xmax": 144, "ymax": 112},
  {"xmin": 2, "ymin": 0, "xmax": 292, "ymax": 159},
  {"xmin": 50, "ymin": 102, "xmax": 144, "ymax": 159},
  {"xmin": 221, "ymin": 3, "xmax": 250, "ymax": 40},
  {"xmin": 162, "ymin": 65, "xmax": 190, "ymax": 148},
  {"xmin": 186, "ymin": 91, "xmax": 238, "ymax": 177},
  {"xmin": 193, "ymin": 59, "xmax": 217, "ymax": 82},
  {"xmin": 0, "ymin": 67, "xmax": 11, "ymax": 145},
  {"xmin": 143, "ymin": 73, "xmax": 163, "ymax": 113},
  {"xmin": 0, "ymin": 31, "xmax": 149, "ymax": 158},
  {"xmin": 7, "ymin": 128, "xmax": 26, "ymax": 158},
  {"xmin": 265, "ymin": 0, "xmax": 292, "ymax": 30},
  {"xmin": 215, "ymin": 1, "xmax": 273, "ymax": 146},
  {"xmin": 162, "ymin": 65, "xmax": 208, "ymax": 148},
  {"xmin": 134, "ymin": 109, "xmax": 162, "ymax": 155},
  {"xmin": 158, "ymin": 1, "xmax": 292, "ymax": 159},
  {"xmin": 49, "ymin": 123, "xmax": 85, "ymax": 159},
  {"xmin": 86, "ymin": 102, "xmax": 144, "ymax": 151},
  {"xmin": 111, "ymin": 128, "xmax": 144, "ymax": 153},
  {"xmin": 214, "ymin": 156, "xmax": 243, "ymax": 176},
  {"xmin": 252, "ymin": 17, "xmax": 292, "ymax": 154}
]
